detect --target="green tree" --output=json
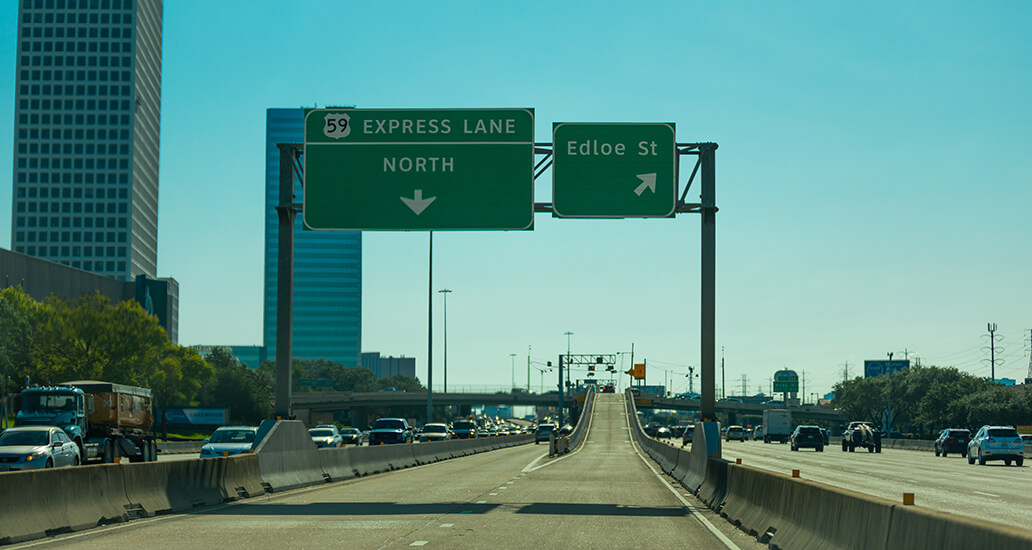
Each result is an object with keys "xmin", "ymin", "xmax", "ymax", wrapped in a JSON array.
[
  {"xmin": 149, "ymin": 345, "xmax": 214, "ymax": 437},
  {"xmin": 0, "ymin": 286, "xmax": 49, "ymax": 392},
  {"xmin": 832, "ymin": 375, "xmax": 888, "ymax": 424},
  {"xmin": 200, "ymin": 348, "xmax": 273, "ymax": 424},
  {"xmin": 32, "ymin": 292, "xmax": 169, "ymax": 385}
]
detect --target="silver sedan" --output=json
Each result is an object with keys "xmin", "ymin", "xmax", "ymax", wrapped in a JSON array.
[{"xmin": 0, "ymin": 426, "xmax": 81, "ymax": 470}]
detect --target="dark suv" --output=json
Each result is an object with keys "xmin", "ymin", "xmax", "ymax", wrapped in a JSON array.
[
  {"xmin": 451, "ymin": 420, "xmax": 478, "ymax": 439},
  {"xmin": 790, "ymin": 425, "xmax": 825, "ymax": 452},
  {"xmin": 368, "ymin": 418, "xmax": 413, "ymax": 445},
  {"xmin": 934, "ymin": 428, "xmax": 970, "ymax": 458}
]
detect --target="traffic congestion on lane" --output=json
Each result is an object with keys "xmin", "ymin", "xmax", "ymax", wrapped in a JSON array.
[{"xmin": 12, "ymin": 393, "xmax": 757, "ymax": 549}]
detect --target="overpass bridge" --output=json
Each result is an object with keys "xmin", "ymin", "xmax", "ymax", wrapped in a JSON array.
[
  {"xmin": 632, "ymin": 394, "xmax": 842, "ymax": 423},
  {"xmin": 290, "ymin": 390, "xmax": 581, "ymax": 426}
]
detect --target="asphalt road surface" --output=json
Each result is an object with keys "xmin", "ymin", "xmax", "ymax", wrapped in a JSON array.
[
  {"xmin": 715, "ymin": 437, "xmax": 1031, "ymax": 529},
  {"xmin": 15, "ymin": 394, "xmax": 762, "ymax": 549}
]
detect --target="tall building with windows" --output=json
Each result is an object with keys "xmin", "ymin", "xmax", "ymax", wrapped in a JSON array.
[
  {"xmin": 264, "ymin": 108, "xmax": 362, "ymax": 366},
  {"xmin": 11, "ymin": 0, "xmax": 162, "ymax": 281}
]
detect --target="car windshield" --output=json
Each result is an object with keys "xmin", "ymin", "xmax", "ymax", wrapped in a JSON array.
[
  {"xmin": 947, "ymin": 430, "xmax": 969, "ymax": 437},
  {"xmin": 798, "ymin": 427, "xmax": 820, "ymax": 435},
  {"xmin": 19, "ymin": 392, "xmax": 77, "ymax": 413},
  {"xmin": 988, "ymin": 428, "xmax": 1019, "ymax": 438},
  {"xmin": 0, "ymin": 430, "xmax": 50, "ymax": 446},
  {"xmin": 210, "ymin": 429, "xmax": 255, "ymax": 443},
  {"xmin": 537, "ymin": 424, "xmax": 556, "ymax": 432},
  {"xmin": 423, "ymin": 425, "xmax": 448, "ymax": 433},
  {"xmin": 373, "ymin": 420, "xmax": 405, "ymax": 430},
  {"xmin": 453, "ymin": 421, "xmax": 475, "ymax": 430},
  {"xmin": 309, "ymin": 429, "xmax": 334, "ymax": 437},
  {"xmin": 341, "ymin": 428, "xmax": 360, "ymax": 435}
]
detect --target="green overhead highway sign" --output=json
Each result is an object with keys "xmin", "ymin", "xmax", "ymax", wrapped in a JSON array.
[
  {"xmin": 552, "ymin": 123, "xmax": 677, "ymax": 218},
  {"xmin": 303, "ymin": 109, "xmax": 535, "ymax": 231}
]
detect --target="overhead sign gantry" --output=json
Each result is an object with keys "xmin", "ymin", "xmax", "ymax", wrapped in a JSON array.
[{"xmin": 277, "ymin": 109, "xmax": 719, "ymax": 425}]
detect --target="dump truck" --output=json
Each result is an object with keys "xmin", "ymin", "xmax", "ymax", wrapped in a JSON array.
[{"xmin": 17, "ymin": 380, "xmax": 158, "ymax": 463}]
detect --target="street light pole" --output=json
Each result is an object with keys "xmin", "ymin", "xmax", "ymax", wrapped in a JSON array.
[
  {"xmin": 438, "ymin": 288, "xmax": 452, "ymax": 393},
  {"xmin": 510, "ymin": 353, "xmax": 517, "ymax": 391},
  {"xmin": 527, "ymin": 345, "xmax": 531, "ymax": 393},
  {"xmin": 564, "ymin": 331, "xmax": 573, "ymax": 393}
]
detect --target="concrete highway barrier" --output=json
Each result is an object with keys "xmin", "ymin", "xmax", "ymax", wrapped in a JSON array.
[
  {"xmin": 317, "ymin": 447, "xmax": 356, "ymax": 482},
  {"xmin": 0, "ymin": 464, "xmax": 128, "ymax": 545},
  {"xmin": 0, "ymin": 419, "xmax": 534, "ymax": 545},
  {"xmin": 253, "ymin": 419, "xmax": 328, "ymax": 492},
  {"xmin": 348, "ymin": 443, "xmax": 418, "ymax": 477},
  {"xmin": 121, "ymin": 457, "xmax": 227, "ymax": 516}
]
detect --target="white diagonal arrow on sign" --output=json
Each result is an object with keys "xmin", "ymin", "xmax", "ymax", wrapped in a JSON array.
[
  {"xmin": 633, "ymin": 173, "xmax": 657, "ymax": 196},
  {"xmin": 401, "ymin": 189, "xmax": 436, "ymax": 215}
]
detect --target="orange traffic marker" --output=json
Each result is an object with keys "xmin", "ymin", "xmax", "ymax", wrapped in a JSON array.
[
  {"xmin": 903, "ymin": 493, "xmax": 915, "ymax": 505},
  {"xmin": 792, "ymin": 469, "xmax": 800, "ymax": 478},
  {"xmin": 736, "ymin": 458, "xmax": 742, "ymax": 464}
]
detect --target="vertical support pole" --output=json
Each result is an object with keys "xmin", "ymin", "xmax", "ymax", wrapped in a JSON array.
[
  {"xmin": 558, "ymin": 354, "xmax": 565, "ymax": 426},
  {"xmin": 274, "ymin": 144, "xmax": 296, "ymax": 420},
  {"xmin": 427, "ymin": 232, "xmax": 434, "ymax": 423},
  {"xmin": 700, "ymin": 143, "xmax": 718, "ymax": 422}
]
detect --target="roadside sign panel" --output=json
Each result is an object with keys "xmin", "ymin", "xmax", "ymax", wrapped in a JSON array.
[
  {"xmin": 303, "ymin": 108, "xmax": 535, "ymax": 230},
  {"xmin": 552, "ymin": 123, "xmax": 677, "ymax": 218},
  {"xmin": 773, "ymin": 368, "xmax": 799, "ymax": 393},
  {"xmin": 863, "ymin": 360, "xmax": 910, "ymax": 377}
]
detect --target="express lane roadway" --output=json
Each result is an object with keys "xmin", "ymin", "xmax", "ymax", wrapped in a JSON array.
[{"xmin": 18, "ymin": 394, "xmax": 759, "ymax": 549}]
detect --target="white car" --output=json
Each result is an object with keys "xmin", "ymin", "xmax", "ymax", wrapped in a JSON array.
[
  {"xmin": 309, "ymin": 426, "xmax": 343, "ymax": 448},
  {"xmin": 967, "ymin": 425, "xmax": 1024, "ymax": 466},
  {"xmin": 418, "ymin": 423, "xmax": 452, "ymax": 442},
  {"xmin": 200, "ymin": 426, "xmax": 258, "ymax": 458},
  {"xmin": 725, "ymin": 425, "xmax": 747, "ymax": 441}
]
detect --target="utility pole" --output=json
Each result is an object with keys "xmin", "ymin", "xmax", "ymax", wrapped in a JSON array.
[
  {"xmin": 740, "ymin": 374, "xmax": 747, "ymax": 397},
  {"xmin": 841, "ymin": 361, "xmax": 850, "ymax": 384},
  {"xmin": 987, "ymin": 322, "xmax": 999, "ymax": 381},
  {"xmin": 801, "ymin": 371, "xmax": 806, "ymax": 404},
  {"xmin": 687, "ymin": 366, "xmax": 695, "ymax": 394},
  {"xmin": 510, "ymin": 353, "xmax": 517, "ymax": 392},
  {"xmin": 1025, "ymin": 330, "xmax": 1032, "ymax": 385}
]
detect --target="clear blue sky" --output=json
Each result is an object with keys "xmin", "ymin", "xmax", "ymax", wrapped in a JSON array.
[{"xmin": 2, "ymin": 1, "xmax": 1030, "ymax": 397}]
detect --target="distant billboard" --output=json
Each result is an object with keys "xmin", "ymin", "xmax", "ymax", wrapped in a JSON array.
[
  {"xmin": 864, "ymin": 360, "xmax": 910, "ymax": 377},
  {"xmin": 163, "ymin": 408, "xmax": 229, "ymax": 426}
]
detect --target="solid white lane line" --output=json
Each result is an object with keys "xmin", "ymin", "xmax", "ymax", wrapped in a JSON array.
[{"xmin": 973, "ymin": 491, "xmax": 999, "ymax": 498}]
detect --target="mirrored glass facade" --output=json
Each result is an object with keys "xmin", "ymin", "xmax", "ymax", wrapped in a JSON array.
[{"xmin": 264, "ymin": 108, "xmax": 362, "ymax": 366}]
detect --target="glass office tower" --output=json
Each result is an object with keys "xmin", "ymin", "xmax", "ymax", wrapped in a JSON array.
[
  {"xmin": 264, "ymin": 108, "xmax": 362, "ymax": 366},
  {"xmin": 11, "ymin": 0, "xmax": 162, "ymax": 281}
]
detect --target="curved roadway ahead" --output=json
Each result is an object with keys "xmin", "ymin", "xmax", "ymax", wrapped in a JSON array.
[
  {"xmin": 716, "ymin": 438, "xmax": 1031, "ymax": 529},
  {"xmin": 16, "ymin": 394, "xmax": 760, "ymax": 549}
]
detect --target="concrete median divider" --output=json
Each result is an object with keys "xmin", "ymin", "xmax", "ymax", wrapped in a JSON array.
[
  {"xmin": 317, "ymin": 447, "xmax": 356, "ymax": 482},
  {"xmin": 0, "ymin": 464, "xmax": 129, "ymax": 545},
  {"xmin": 253, "ymin": 419, "xmax": 327, "ymax": 492},
  {"xmin": 696, "ymin": 456, "xmax": 730, "ymax": 509},
  {"xmin": 721, "ymin": 463, "xmax": 895, "ymax": 550},
  {"xmin": 349, "ymin": 443, "xmax": 418, "ymax": 477},
  {"xmin": 121, "ymin": 457, "xmax": 226, "ymax": 516},
  {"xmin": 885, "ymin": 499, "xmax": 1032, "ymax": 549}
]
